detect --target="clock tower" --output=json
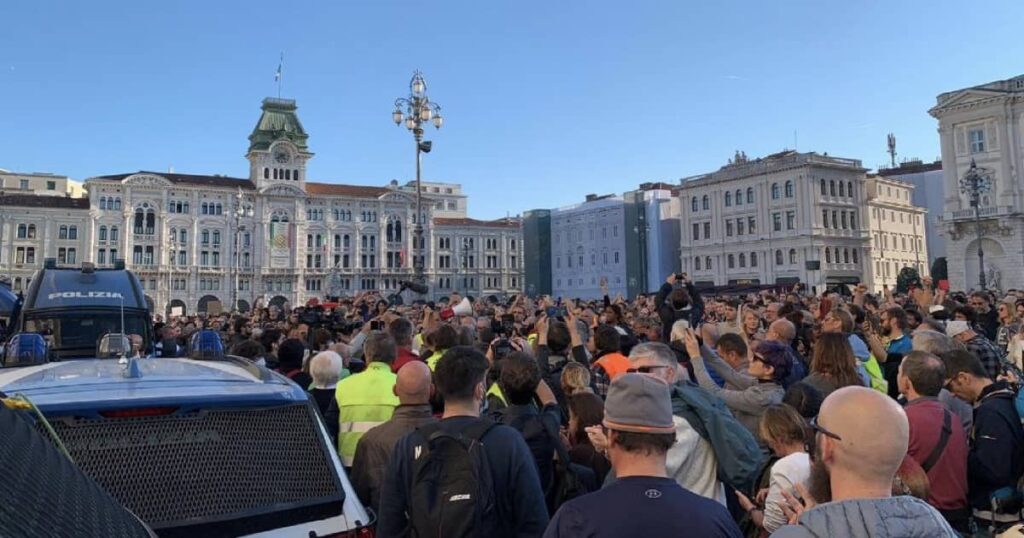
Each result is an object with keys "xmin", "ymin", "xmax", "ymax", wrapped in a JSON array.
[{"xmin": 246, "ymin": 97, "xmax": 313, "ymax": 190}]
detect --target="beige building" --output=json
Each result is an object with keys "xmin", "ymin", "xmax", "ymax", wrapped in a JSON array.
[
  {"xmin": 866, "ymin": 175, "xmax": 929, "ymax": 291},
  {"xmin": 0, "ymin": 170, "xmax": 85, "ymax": 198}
]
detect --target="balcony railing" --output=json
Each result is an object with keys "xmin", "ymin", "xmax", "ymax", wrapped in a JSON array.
[{"xmin": 943, "ymin": 205, "xmax": 1016, "ymax": 221}]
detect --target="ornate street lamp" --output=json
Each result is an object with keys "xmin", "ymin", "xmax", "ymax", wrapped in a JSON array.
[
  {"xmin": 959, "ymin": 159, "xmax": 993, "ymax": 290},
  {"xmin": 392, "ymin": 71, "xmax": 443, "ymax": 286},
  {"xmin": 233, "ymin": 190, "xmax": 254, "ymax": 312}
]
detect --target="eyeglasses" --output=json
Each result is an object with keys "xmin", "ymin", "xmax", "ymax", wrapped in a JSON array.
[
  {"xmin": 751, "ymin": 353, "xmax": 766, "ymax": 364},
  {"xmin": 626, "ymin": 365, "xmax": 669, "ymax": 374},
  {"xmin": 805, "ymin": 416, "xmax": 842, "ymax": 461}
]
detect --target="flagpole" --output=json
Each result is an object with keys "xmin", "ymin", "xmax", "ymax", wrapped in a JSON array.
[{"xmin": 275, "ymin": 52, "xmax": 284, "ymax": 99}]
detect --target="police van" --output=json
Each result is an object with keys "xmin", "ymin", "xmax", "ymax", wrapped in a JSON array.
[
  {"xmin": 1, "ymin": 263, "xmax": 375, "ymax": 537},
  {"xmin": 16, "ymin": 260, "xmax": 154, "ymax": 359}
]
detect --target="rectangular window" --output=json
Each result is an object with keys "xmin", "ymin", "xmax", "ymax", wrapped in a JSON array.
[
  {"xmin": 68, "ymin": 248, "xmax": 77, "ymax": 265},
  {"xmin": 748, "ymin": 217, "xmax": 756, "ymax": 234},
  {"xmin": 772, "ymin": 213, "xmax": 781, "ymax": 232},
  {"xmin": 98, "ymin": 249, "xmax": 106, "ymax": 265},
  {"xmin": 703, "ymin": 222, "xmax": 711, "ymax": 239},
  {"xmin": 692, "ymin": 223, "xmax": 699, "ymax": 241},
  {"xmin": 19, "ymin": 179, "xmax": 29, "ymax": 189},
  {"xmin": 969, "ymin": 128, "xmax": 985, "ymax": 154},
  {"xmin": 786, "ymin": 211, "xmax": 795, "ymax": 230},
  {"xmin": 16, "ymin": 247, "xmax": 25, "ymax": 264},
  {"xmin": 46, "ymin": 181, "xmax": 56, "ymax": 190},
  {"xmin": 725, "ymin": 221, "xmax": 733, "ymax": 237},
  {"xmin": 737, "ymin": 219, "xmax": 744, "ymax": 236}
]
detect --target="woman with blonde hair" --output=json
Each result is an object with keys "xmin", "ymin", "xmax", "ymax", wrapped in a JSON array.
[
  {"xmin": 735, "ymin": 404, "xmax": 810, "ymax": 534},
  {"xmin": 560, "ymin": 361, "xmax": 593, "ymax": 397}
]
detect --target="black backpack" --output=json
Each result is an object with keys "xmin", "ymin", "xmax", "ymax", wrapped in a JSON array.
[{"xmin": 408, "ymin": 420, "xmax": 500, "ymax": 538}]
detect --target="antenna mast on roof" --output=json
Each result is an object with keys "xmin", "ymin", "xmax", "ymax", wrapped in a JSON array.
[{"xmin": 887, "ymin": 133, "xmax": 897, "ymax": 169}]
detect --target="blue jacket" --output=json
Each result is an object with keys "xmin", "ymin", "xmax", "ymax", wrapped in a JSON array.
[{"xmin": 772, "ymin": 497, "xmax": 957, "ymax": 538}]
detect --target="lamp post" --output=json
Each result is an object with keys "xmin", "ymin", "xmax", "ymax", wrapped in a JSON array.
[
  {"xmin": 167, "ymin": 242, "xmax": 175, "ymax": 318},
  {"xmin": 392, "ymin": 71, "xmax": 444, "ymax": 286},
  {"xmin": 233, "ymin": 190, "xmax": 254, "ymax": 312},
  {"xmin": 959, "ymin": 158, "xmax": 993, "ymax": 290}
]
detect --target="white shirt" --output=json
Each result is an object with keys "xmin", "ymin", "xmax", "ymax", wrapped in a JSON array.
[
  {"xmin": 763, "ymin": 452, "xmax": 811, "ymax": 533},
  {"xmin": 666, "ymin": 415, "xmax": 727, "ymax": 505}
]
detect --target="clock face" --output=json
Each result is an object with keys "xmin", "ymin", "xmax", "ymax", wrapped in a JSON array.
[{"xmin": 274, "ymin": 149, "xmax": 290, "ymax": 164}]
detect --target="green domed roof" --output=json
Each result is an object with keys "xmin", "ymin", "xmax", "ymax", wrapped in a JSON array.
[{"xmin": 248, "ymin": 98, "xmax": 310, "ymax": 152}]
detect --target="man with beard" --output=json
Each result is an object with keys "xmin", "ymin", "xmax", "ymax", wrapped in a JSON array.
[{"xmin": 773, "ymin": 386, "xmax": 957, "ymax": 537}]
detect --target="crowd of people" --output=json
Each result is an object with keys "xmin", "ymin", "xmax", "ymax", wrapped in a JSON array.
[{"xmin": 151, "ymin": 273, "xmax": 1024, "ymax": 537}]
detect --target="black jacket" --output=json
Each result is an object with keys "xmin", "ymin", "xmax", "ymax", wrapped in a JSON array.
[
  {"xmin": 655, "ymin": 282, "xmax": 705, "ymax": 344},
  {"xmin": 968, "ymin": 381, "xmax": 1024, "ymax": 510}
]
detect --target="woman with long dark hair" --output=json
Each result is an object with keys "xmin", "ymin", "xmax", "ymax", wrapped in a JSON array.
[
  {"xmin": 565, "ymin": 392, "xmax": 610, "ymax": 482},
  {"xmin": 804, "ymin": 332, "xmax": 864, "ymax": 397}
]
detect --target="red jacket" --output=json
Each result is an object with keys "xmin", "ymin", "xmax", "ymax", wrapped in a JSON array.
[
  {"xmin": 905, "ymin": 398, "xmax": 969, "ymax": 511},
  {"xmin": 391, "ymin": 347, "xmax": 423, "ymax": 373}
]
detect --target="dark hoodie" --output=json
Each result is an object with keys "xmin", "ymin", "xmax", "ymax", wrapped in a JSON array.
[{"xmin": 655, "ymin": 281, "xmax": 705, "ymax": 344}]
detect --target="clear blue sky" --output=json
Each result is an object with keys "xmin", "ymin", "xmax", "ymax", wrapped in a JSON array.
[{"xmin": 2, "ymin": 1, "xmax": 1023, "ymax": 219}]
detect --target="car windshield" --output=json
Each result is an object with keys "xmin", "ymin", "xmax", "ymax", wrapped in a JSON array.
[{"xmin": 23, "ymin": 311, "xmax": 150, "ymax": 359}]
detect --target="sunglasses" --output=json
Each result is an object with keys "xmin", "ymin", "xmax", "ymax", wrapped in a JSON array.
[
  {"xmin": 805, "ymin": 416, "xmax": 842, "ymax": 461},
  {"xmin": 626, "ymin": 365, "xmax": 669, "ymax": 374}
]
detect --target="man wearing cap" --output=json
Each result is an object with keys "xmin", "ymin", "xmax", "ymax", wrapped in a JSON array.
[
  {"xmin": 543, "ymin": 374, "xmax": 741, "ymax": 538},
  {"xmin": 946, "ymin": 320, "xmax": 1004, "ymax": 380}
]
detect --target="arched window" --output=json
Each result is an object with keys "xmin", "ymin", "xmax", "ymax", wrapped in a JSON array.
[
  {"xmin": 820, "ymin": 179, "xmax": 827, "ymax": 196},
  {"xmin": 99, "ymin": 226, "xmax": 108, "ymax": 241},
  {"xmin": 146, "ymin": 211, "xmax": 155, "ymax": 232},
  {"xmin": 852, "ymin": 249, "xmax": 859, "ymax": 264},
  {"xmin": 100, "ymin": 197, "xmax": 108, "ymax": 210},
  {"xmin": 775, "ymin": 249, "xmax": 783, "ymax": 265},
  {"xmin": 263, "ymin": 168, "xmax": 269, "ymax": 179},
  {"xmin": 771, "ymin": 183, "xmax": 780, "ymax": 200},
  {"xmin": 273, "ymin": 169, "xmax": 278, "ymax": 180},
  {"xmin": 202, "ymin": 229, "xmax": 210, "ymax": 245},
  {"xmin": 344, "ymin": 234, "xmax": 351, "ymax": 249},
  {"xmin": 16, "ymin": 224, "xmax": 26, "ymax": 238},
  {"xmin": 114, "ymin": 198, "xmax": 121, "ymax": 210},
  {"xmin": 110, "ymin": 226, "xmax": 119, "ymax": 241},
  {"xmin": 395, "ymin": 220, "xmax": 402, "ymax": 241},
  {"xmin": 695, "ymin": 257, "xmax": 701, "ymax": 271},
  {"xmin": 386, "ymin": 221, "xmax": 394, "ymax": 242},
  {"xmin": 691, "ymin": 197, "xmax": 698, "ymax": 212},
  {"xmin": 728, "ymin": 254, "xmax": 735, "ymax": 269},
  {"xmin": 201, "ymin": 203, "xmax": 208, "ymax": 215},
  {"xmin": 294, "ymin": 169, "xmax": 299, "ymax": 181},
  {"xmin": 789, "ymin": 249, "xmax": 797, "ymax": 265},
  {"xmin": 702, "ymin": 195, "xmax": 710, "ymax": 210},
  {"xmin": 784, "ymin": 180, "xmax": 794, "ymax": 198},
  {"xmin": 750, "ymin": 252, "xmax": 758, "ymax": 267},
  {"xmin": 212, "ymin": 231, "xmax": 221, "ymax": 245},
  {"xmin": 285, "ymin": 169, "xmax": 291, "ymax": 180},
  {"xmin": 134, "ymin": 209, "xmax": 145, "ymax": 232},
  {"xmin": 746, "ymin": 187, "xmax": 754, "ymax": 204},
  {"xmin": 735, "ymin": 189, "xmax": 743, "ymax": 205},
  {"xmin": 27, "ymin": 224, "xmax": 35, "ymax": 239},
  {"xmin": 843, "ymin": 248, "xmax": 850, "ymax": 264},
  {"xmin": 59, "ymin": 225, "xmax": 68, "ymax": 239},
  {"xmin": 180, "ymin": 229, "xmax": 187, "ymax": 244},
  {"xmin": 725, "ymin": 191, "xmax": 732, "ymax": 207},
  {"xmin": 830, "ymin": 181, "xmax": 836, "ymax": 197},
  {"xmin": 739, "ymin": 253, "xmax": 746, "ymax": 267},
  {"xmin": 834, "ymin": 247, "xmax": 841, "ymax": 263}
]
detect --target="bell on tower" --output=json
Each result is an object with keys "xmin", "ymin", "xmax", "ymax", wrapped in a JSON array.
[{"xmin": 247, "ymin": 97, "xmax": 314, "ymax": 189}]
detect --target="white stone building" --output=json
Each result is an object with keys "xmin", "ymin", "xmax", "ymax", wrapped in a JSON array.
[
  {"xmin": 0, "ymin": 97, "xmax": 523, "ymax": 313},
  {"xmin": 0, "ymin": 194, "xmax": 90, "ymax": 292},
  {"xmin": 678, "ymin": 150, "xmax": 871, "ymax": 293},
  {"xmin": 929, "ymin": 74, "xmax": 1024, "ymax": 292},
  {"xmin": 551, "ymin": 195, "xmax": 628, "ymax": 299},
  {"xmin": 865, "ymin": 175, "xmax": 929, "ymax": 291}
]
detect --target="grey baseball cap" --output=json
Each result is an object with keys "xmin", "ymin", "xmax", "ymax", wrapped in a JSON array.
[{"xmin": 602, "ymin": 373, "xmax": 676, "ymax": 434}]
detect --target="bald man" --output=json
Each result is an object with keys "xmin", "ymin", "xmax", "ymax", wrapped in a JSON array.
[
  {"xmin": 773, "ymin": 386, "xmax": 957, "ymax": 537},
  {"xmin": 765, "ymin": 319, "xmax": 807, "ymax": 386},
  {"xmin": 349, "ymin": 361, "xmax": 436, "ymax": 514}
]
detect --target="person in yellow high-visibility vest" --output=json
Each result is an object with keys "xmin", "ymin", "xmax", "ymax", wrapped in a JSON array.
[{"xmin": 336, "ymin": 331, "xmax": 399, "ymax": 466}]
